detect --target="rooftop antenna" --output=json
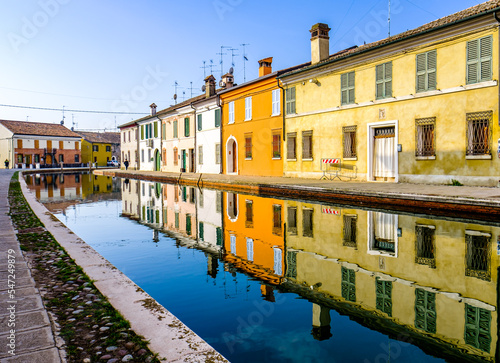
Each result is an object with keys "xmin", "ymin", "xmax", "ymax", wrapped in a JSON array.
[
  {"xmin": 188, "ymin": 81, "xmax": 195, "ymax": 98},
  {"xmin": 388, "ymin": 0, "xmax": 391, "ymax": 37},
  {"xmin": 114, "ymin": 116, "xmax": 117, "ymax": 130},
  {"xmin": 208, "ymin": 59, "xmax": 215, "ymax": 75},
  {"xmin": 241, "ymin": 43, "xmax": 250, "ymax": 82},
  {"xmin": 201, "ymin": 60, "xmax": 208, "ymax": 79},
  {"xmin": 217, "ymin": 45, "xmax": 231, "ymax": 78},
  {"xmin": 60, "ymin": 105, "xmax": 65, "ymax": 125},
  {"xmin": 173, "ymin": 81, "xmax": 179, "ymax": 104},
  {"xmin": 182, "ymin": 91, "xmax": 186, "ymax": 101},
  {"xmin": 228, "ymin": 48, "xmax": 239, "ymax": 68}
]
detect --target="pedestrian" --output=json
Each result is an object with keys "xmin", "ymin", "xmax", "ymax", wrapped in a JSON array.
[
  {"xmin": 124, "ymin": 160, "xmax": 129, "ymax": 170},
  {"xmin": 4, "ymin": 159, "xmax": 9, "ymax": 169}
]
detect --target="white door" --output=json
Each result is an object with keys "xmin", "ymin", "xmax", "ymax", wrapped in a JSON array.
[{"xmin": 372, "ymin": 126, "xmax": 396, "ymax": 180}]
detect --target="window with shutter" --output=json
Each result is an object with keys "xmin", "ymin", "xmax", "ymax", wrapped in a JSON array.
[
  {"xmin": 184, "ymin": 117, "xmax": 190, "ymax": 137},
  {"xmin": 245, "ymin": 135, "xmax": 252, "ymax": 159},
  {"xmin": 287, "ymin": 132, "xmax": 297, "ymax": 160},
  {"xmin": 272, "ymin": 89, "xmax": 280, "ymax": 115},
  {"xmin": 197, "ymin": 114, "xmax": 202, "ymax": 131},
  {"xmin": 141, "ymin": 125, "xmax": 144, "ymax": 140},
  {"xmin": 245, "ymin": 97, "xmax": 252, "ymax": 120},
  {"xmin": 215, "ymin": 108, "xmax": 221, "ymax": 127},
  {"xmin": 341, "ymin": 71, "xmax": 355, "ymax": 105},
  {"xmin": 199, "ymin": 222, "xmax": 204, "ymax": 241},
  {"xmin": 375, "ymin": 62, "xmax": 392, "ymax": 99},
  {"xmin": 285, "ymin": 87, "xmax": 296, "ymax": 115},
  {"xmin": 467, "ymin": 35, "xmax": 492, "ymax": 84},
  {"xmin": 198, "ymin": 145, "xmax": 203, "ymax": 165},
  {"xmin": 154, "ymin": 122, "xmax": 158, "ymax": 138},
  {"xmin": 228, "ymin": 102, "xmax": 235, "ymax": 123},
  {"xmin": 416, "ymin": 50, "xmax": 437, "ymax": 92},
  {"xmin": 302, "ymin": 130, "xmax": 313, "ymax": 159},
  {"xmin": 272, "ymin": 132, "xmax": 281, "ymax": 158},
  {"xmin": 173, "ymin": 120, "xmax": 178, "ymax": 138}
]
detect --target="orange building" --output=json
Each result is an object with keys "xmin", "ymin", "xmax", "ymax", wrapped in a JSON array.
[
  {"xmin": 223, "ymin": 192, "xmax": 285, "ymax": 285},
  {"xmin": 219, "ymin": 58, "xmax": 288, "ymax": 176}
]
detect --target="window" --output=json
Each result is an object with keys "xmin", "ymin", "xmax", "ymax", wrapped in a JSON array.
[
  {"xmin": 272, "ymin": 132, "xmax": 281, "ymax": 158},
  {"xmin": 34, "ymin": 154, "xmax": 40, "ymax": 163},
  {"xmin": 375, "ymin": 278, "xmax": 392, "ymax": 317},
  {"xmin": 415, "ymin": 289, "xmax": 436, "ymax": 334},
  {"xmin": 128, "ymin": 131, "xmax": 131, "ymax": 142},
  {"xmin": 245, "ymin": 200, "xmax": 253, "ymax": 228},
  {"xmin": 215, "ymin": 143, "xmax": 221, "ymax": 164},
  {"xmin": 302, "ymin": 130, "xmax": 313, "ymax": 160},
  {"xmin": 162, "ymin": 123, "xmax": 166, "ymax": 139},
  {"xmin": 303, "ymin": 208, "xmax": 313, "ymax": 237},
  {"xmin": 415, "ymin": 117, "xmax": 436, "ymax": 157},
  {"xmin": 464, "ymin": 304, "xmax": 491, "ymax": 352},
  {"xmin": 247, "ymin": 238, "xmax": 254, "ymax": 261},
  {"xmin": 286, "ymin": 251, "xmax": 298, "ymax": 279},
  {"xmin": 106, "ymin": 145, "xmax": 111, "ymax": 152},
  {"xmin": 245, "ymin": 134, "xmax": 252, "ymax": 159},
  {"xmin": 216, "ymin": 191, "xmax": 222, "ymax": 213},
  {"xmin": 173, "ymin": 120, "xmax": 178, "ymax": 138},
  {"xmin": 182, "ymin": 186, "xmax": 187, "ymax": 202},
  {"xmin": 273, "ymin": 247, "xmax": 282, "ymax": 275},
  {"xmin": 466, "ymin": 111, "xmax": 492, "ymax": 156},
  {"xmin": 465, "ymin": 230, "xmax": 491, "ymax": 281},
  {"xmin": 74, "ymin": 154, "xmax": 79, "ymax": 163},
  {"xmin": 162, "ymin": 149, "xmax": 167, "ymax": 166},
  {"xmin": 341, "ymin": 267, "xmax": 356, "ymax": 302},
  {"xmin": 141, "ymin": 125, "xmax": 145, "ymax": 139},
  {"xmin": 59, "ymin": 154, "xmax": 64, "ymax": 163},
  {"xmin": 376, "ymin": 61, "xmax": 392, "ymax": 99},
  {"xmin": 93, "ymin": 145, "xmax": 99, "ymax": 152},
  {"xmin": 228, "ymin": 101, "xmax": 235, "ymax": 124},
  {"xmin": 245, "ymin": 97, "xmax": 252, "ymax": 120},
  {"xmin": 272, "ymin": 89, "xmax": 280, "ymax": 115},
  {"xmin": 189, "ymin": 188, "xmax": 195, "ymax": 204},
  {"xmin": 415, "ymin": 225, "xmax": 436, "ymax": 268},
  {"xmin": 287, "ymin": 207, "xmax": 297, "ymax": 235},
  {"xmin": 416, "ymin": 50, "xmax": 437, "ymax": 92},
  {"xmin": 197, "ymin": 114, "xmax": 202, "ymax": 131},
  {"xmin": 25, "ymin": 155, "xmax": 31, "ymax": 164},
  {"xmin": 173, "ymin": 148, "xmax": 178, "ymax": 165},
  {"xmin": 285, "ymin": 87, "xmax": 295, "ymax": 115},
  {"xmin": 287, "ymin": 132, "xmax": 297, "ymax": 160},
  {"xmin": 342, "ymin": 125, "xmax": 357, "ymax": 158},
  {"xmin": 123, "ymin": 133, "xmax": 126, "ymax": 142},
  {"xmin": 154, "ymin": 122, "xmax": 158, "ymax": 138},
  {"xmin": 467, "ymin": 35, "xmax": 493, "ymax": 84},
  {"xmin": 343, "ymin": 215, "xmax": 357, "ymax": 248},
  {"xmin": 216, "ymin": 227, "xmax": 223, "ymax": 246},
  {"xmin": 174, "ymin": 212, "xmax": 179, "ymax": 229},
  {"xmin": 75, "ymin": 141, "xmax": 79, "ymax": 150},
  {"xmin": 59, "ymin": 141, "xmax": 64, "ymax": 150},
  {"xmin": 273, "ymin": 205, "xmax": 282, "ymax": 236},
  {"xmin": 184, "ymin": 117, "xmax": 190, "ymax": 137},
  {"xmin": 198, "ymin": 146, "xmax": 203, "ymax": 165},
  {"xmin": 341, "ymin": 71, "xmax": 355, "ymax": 105},
  {"xmin": 141, "ymin": 149, "xmax": 144, "ymax": 162},
  {"xmin": 215, "ymin": 108, "xmax": 221, "ymax": 127}
]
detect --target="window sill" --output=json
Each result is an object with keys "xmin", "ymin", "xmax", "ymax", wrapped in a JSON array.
[
  {"xmin": 303, "ymin": 158, "xmax": 313, "ymax": 161},
  {"xmin": 343, "ymin": 157, "xmax": 357, "ymax": 161},
  {"xmin": 245, "ymin": 158, "xmax": 252, "ymax": 161},
  {"xmin": 272, "ymin": 157, "xmax": 281, "ymax": 160},
  {"xmin": 287, "ymin": 158, "xmax": 297, "ymax": 162},
  {"xmin": 466, "ymin": 154, "xmax": 492, "ymax": 160},
  {"xmin": 416, "ymin": 156, "xmax": 436, "ymax": 160},
  {"xmin": 244, "ymin": 118, "xmax": 252, "ymax": 122},
  {"xmin": 271, "ymin": 113, "xmax": 281, "ymax": 117}
]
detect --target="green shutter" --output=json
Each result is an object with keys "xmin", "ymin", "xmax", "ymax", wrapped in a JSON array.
[
  {"xmin": 173, "ymin": 120, "xmax": 178, "ymax": 138},
  {"xmin": 141, "ymin": 125, "xmax": 144, "ymax": 140},
  {"xmin": 416, "ymin": 50, "xmax": 436, "ymax": 92},
  {"xmin": 376, "ymin": 62, "xmax": 392, "ymax": 99},
  {"xmin": 415, "ymin": 288, "xmax": 436, "ymax": 334},
  {"xmin": 285, "ymin": 87, "xmax": 296, "ymax": 115},
  {"xmin": 197, "ymin": 114, "xmax": 202, "ymax": 131},
  {"xmin": 186, "ymin": 215, "xmax": 192, "ymax": 235},
  {"xmin": 341, "ymin": 72, "xmax": 355, "ymax": 105},
  {"xmin": 467, "ymin": 36, "xmax": 492, "ymax": 84},
  {"xmin": 216, "ymin": 227, "xmax": 222, "ymax": 246},
  {"xmin": 215, "ymin": 108, "xmax": 221, "ymax": 127},
  {"xmin": 162, "ymin": 123, "xmax": 166, "ymax": 139},
  {"xmin": 184, "ymin": 117, "xmax": 190, "ymax": 137},
  {"xmin": 154, "ymin": 122, "xmax": 158, "ymax": 138},
  {"xmin": 465, "ymin": 304, "xmax": 491, "ymax": 352},
  {"xmin": 199, "ymin": 222, "xmax": 204, "ymax": 241},
  {"xmin": 427, "ymin": 50, "xmax": 437, "ymax": 90}
]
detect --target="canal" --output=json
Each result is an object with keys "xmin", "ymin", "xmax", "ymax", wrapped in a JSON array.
[{"xmin": 25, "ymin": 172, "xmax": 499, "ymax": 362}]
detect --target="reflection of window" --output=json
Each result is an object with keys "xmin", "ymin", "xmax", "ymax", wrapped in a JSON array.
[
  {"xmin": 227, "ymin": 193, "xmax": 238, "ymax": 219},
  {"xmin": 273, "ymin": 247, "xmax": 282, "ymax": 275},
  {"xmin": 246, "ymin": 238, "xmax": 253, "ymax": 262},
  {"xmin": 343, "ymin": 215, "xmax": 357, "ymax": 248},
  {"xmin": 465, "ymin": 230, "xmax": 491, "ymax": 281},
  {"xmin": 286, "ymin": 251, "xmax": 297, "ymax": 279},
  {"xmin": 303, "ymin": 208, "xmax": 313, "ymax": 238},
  {"xmin": 415, "ymin": 288, "xmax": 436, "ymax": 334},
  {"xmin": 189, "ymin": 187, "xmax": 195, "ymax": 204},
  {"xmin": 341, "ymin": 267, "xmax": 356, "ymax": 302},
  {"xmin": 375, "ymin": 278, "xmax": 392, "ymax": 317},
  {"xmin": 369, "ymin": 212, "xmax": 397, "ymax": 256},
  {"xmin": 465, "ymin": 304, "xmax": 491, "ymax": 353},
  {"xmin": 174, "ymin": 212, "xmax": 179, "ymax": 229},
  {"xmin": 216, "ymin": 191, "xmax": 222, "ymax": 213},
  {"xmin": 182, "ymin": 186, "xmax": 187, "ymax": 202},
  {"xmin": 245, "ymin": 200, "xmax": 253, "ymax": 228},
  {"xmin": 287, "ymin": 207, "xmax": 297, "ymax": 235},
  {"xmin": 174, "ymin": 185, "xmax": 179, "ymax": 202},
  {"xmin": 186, "ymin": 214, "xmax": 191, "ymax": 235},
  {"xmin": 273, "ymin": 205, "xmax": 282, "ymax": 236},
  {"xmin": 230, "ymin": 235, "xmax": 236, "ymax": 255},
  {"xmin": 415, "ymin": 225, "xmax": 435, "ymax": 268},
  {"xmin": 173, "ymin": 147, "xmax": 178, "ymax": 165},
  {"xmin": 216, "ymin": 227, "xmax": 223, "ymax": 246}
]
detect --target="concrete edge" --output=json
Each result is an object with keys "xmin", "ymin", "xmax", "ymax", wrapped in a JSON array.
[{"xmin": 18, "ymin": 175, "xmax": 229, "ymax": 363}]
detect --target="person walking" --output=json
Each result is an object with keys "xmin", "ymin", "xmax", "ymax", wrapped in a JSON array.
[
  {"xmin": 124, "ymin": 160, "xmax": 129, "ymax": 170},
  {"xmin": 4, "ymin": 159, "xmax": 9, "ymax": 169}
]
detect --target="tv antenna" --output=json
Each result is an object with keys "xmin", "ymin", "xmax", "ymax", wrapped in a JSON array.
[
  {"xmin": 228, "ymin": 48, "xmax": 239, "ymax": 68},
  {"xmin": 208, "ymin": 59, "xmax": 215, "ymax": 75},
  {"xmin": 218, "ymin": 45, "xmax": 231, "ymax": 78},
  {"xmin": 241, "ymin": 43, "xmax": 249, "ymax": 82},
  {"xmin": 173, "ymin": 81, "xmax": 179, "ymax": 104},
  {"xmin": 201, "ymin": 61, "xmax": 208, "ymax": 78},
  {"xmin": 188, "ymin": 81, "xmax": 195, "ymax": 98},
  {"xmin": 60, "ymin": 105, "xmax": 65, "ymax": 125},
  {"xmin": 388, "ymin": 0, "xmax": 391, "ymax": 37}
]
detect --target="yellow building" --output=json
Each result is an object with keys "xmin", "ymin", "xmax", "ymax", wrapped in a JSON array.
[
  {"xmin": 78, "ymin": 131, "xmax": 120, "ymax": 167},
  {"xmin": 284, "ymin": 199, "xmax": 500, "ymax": 361},
  {"xmin": 220, "ymin": 58, "xmax": 304, "ymax": 176},
  {"xmin": 278, "ymin": 3, "xmax": 500, "ymax": 186}
]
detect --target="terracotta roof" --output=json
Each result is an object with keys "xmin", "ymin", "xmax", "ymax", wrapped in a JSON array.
[
  {"xmin": 0, "ymin": 119, "xmax": 81, "ymax": 138},
  {"xmin": 280, "ymin": 0, "xmax": 500, "ymax": 78},
  {"xmin": 77, "ymin": 131, "xmax": 120, "ymax": 144}
]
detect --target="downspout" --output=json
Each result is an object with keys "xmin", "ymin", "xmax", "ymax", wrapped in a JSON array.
[
  {"xmin": 277, "ymin": 78, "xmax": 286, "ymax": 142},
  {"xmin": 217, "ymin": 94, "xmax": 223, "ymax": 174},
  {"xmin": 190, "ymin": 102, "xmax": 196, "ymax": 174},
  {"xmin": 494, "ymin": 13, "xmax": 500, "ymax": 361},
  {"xmin": 155, "ymin": 115, "xmax": 162, "ymax": 171}
]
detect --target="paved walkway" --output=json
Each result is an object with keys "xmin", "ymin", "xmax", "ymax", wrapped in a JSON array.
[{"xmin": 0, "ymin": 170, "xmax": 64, "ymax": 362}]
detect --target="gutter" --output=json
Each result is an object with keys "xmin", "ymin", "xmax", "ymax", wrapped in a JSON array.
[
  {"xmin": 190, "ymin": 102, "xmax": 196, "ymax": 173},
  {"xmin": 279, "ymin": 6, "xmax": 500, "ymax": 80},
  {"xmin": 217, "ymin": 94, "xmax": 223, "ymax": 175},
  {"xmin": 155, "ymin": 115, "xmax": 162, "ymax": 170},
  {"xmin": 277, "ymin": 78, "xmax": 286, "ymax": 142}
]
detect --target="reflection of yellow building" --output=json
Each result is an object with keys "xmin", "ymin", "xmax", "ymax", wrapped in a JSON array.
[
  {"xmin": 284, "ymin": 200, "xmax": 499, "ymax": 361},
  {"xmin": 81, "ymin": 174, "xmax": 114, "ymax": 198},
  {"xmin": 223, "ymin": 192, "xmax": 285, "ymax": 285}
]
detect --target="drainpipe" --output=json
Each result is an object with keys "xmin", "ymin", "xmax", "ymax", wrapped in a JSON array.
[
  {"xmin": 190, "ymin": 102, "xmax": 196, "ymax": 174},
  {"xmin": 277, "ymin": 78, "xmax": 286, "ymax": 143},
  {"xmin": 217, "ymin": 94, "xmax": 223, "ymax": 174},
  {"xmin": 156, "ymin": 115, "xmax": 162, "ymax": 171},
  {"xmin": 495, "ymin": 11, "xmax": 500, "ymax": 156}
]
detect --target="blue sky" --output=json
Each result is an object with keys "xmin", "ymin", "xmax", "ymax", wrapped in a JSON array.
[{"xmin": 0, "ymin": 0, "xmax": 485, "ymax": 130}]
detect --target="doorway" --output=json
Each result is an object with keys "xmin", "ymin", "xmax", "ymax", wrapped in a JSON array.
[
  {"xmin": 154, "ymin": 149, "xmax": 161, "ymax": 171},
  {"xmin": 367, "ymin": 121, "xmax": 398, "ymax": 182},
  {"xmin": 226, "ymin": 137, "xmax": 238, "ymax": 174}
]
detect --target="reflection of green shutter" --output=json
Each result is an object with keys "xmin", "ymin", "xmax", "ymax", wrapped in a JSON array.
[
  {"xmin": 142, "ymin": 206, "xmax": 145, "ymax": 220},
  {"xmin": 375, "ymin": 278, "xmax": 392, "ymax": 316},
  {"xmin": 464, "ymin": 304, "xmax": 491, "ymax": 352},
  {"xmin": 215, "ymin": 109, "xmax": 221, "ymax": 127},
  {"xmin": 155, "ymin": 210, "xmax": 160, "ymax": 224},
  {"xmin": 199, "ymin": 222, "xmax": 204, "ymax": 241},
  {"xmin": 163, "ymin": 208, "xmax": 167, "ymax": 224},
  {"xmin": 341, "ymin": 267, "xmax": 356, "ymax": 302},
  {"xmin": 186, "ymin": 215, "xmax": 191, "ymax": 235},
  {"xmin": 154, "ymin": 122, "xmax": 158, "ymax": 138},
  {"xmin": 175, "ymin": 212, "xmax": 179, "ymax": 228},
  {"xmin": 415, "ymin": 288, "xmax": 436, "ymax": 333},
  {"xmin": 141, "ymin": 125, "xmax": 144, "ymax": 140},
  {"xmin": 216, "ymin": 227, "xmax": 222, "ymax": 246}
]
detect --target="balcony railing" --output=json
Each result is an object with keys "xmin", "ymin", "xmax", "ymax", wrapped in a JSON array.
[{"xmin": 43, "ymin": 148, "xmax": 57, "ymax": 154}]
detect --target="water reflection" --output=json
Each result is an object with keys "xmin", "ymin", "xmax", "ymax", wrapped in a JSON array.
[{"xmin": 26, "ymin": 173, "xmax": 500, "ymax": 362}]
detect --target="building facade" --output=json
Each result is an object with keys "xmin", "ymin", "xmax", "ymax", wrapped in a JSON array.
[
  {"xmin": 279, "ymin": 5, "xmax": 500, "ymax": 186},
  {"xmin": 78, "ymin": 131, "xmax": 120, "ymax": 167},
  {"xmin": 119, "ymin": 121, "xmax": 139, "ymax": 170}
]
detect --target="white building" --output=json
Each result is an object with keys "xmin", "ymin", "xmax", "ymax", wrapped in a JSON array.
[
  {"xmin": 135, "ymin": 103, "xmax": 162, "ymax": 171},
  {"xmin": 119, "ymin": 121, "xmax": 139, "ymax": 170},
  {"xmin": 196, "ymin": 188, "xmax": 223, "ymax": 252}
]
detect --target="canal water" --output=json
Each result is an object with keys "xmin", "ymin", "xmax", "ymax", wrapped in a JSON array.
[{"xmin": 25, "ymin": 172, "xmax": 500, "ymax": 363}]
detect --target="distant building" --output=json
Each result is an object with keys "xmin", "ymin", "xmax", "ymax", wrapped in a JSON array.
[
  {"xmin": 119, "ymin": 121, "xmax": 139, "ymax": 170},
  {"xmin": 77, "ymin": 131, "xmax": 120, "ymax": 167},
  {"xmin": 0, "ymin": 119, "xmax": 82, "ymax": 169}
]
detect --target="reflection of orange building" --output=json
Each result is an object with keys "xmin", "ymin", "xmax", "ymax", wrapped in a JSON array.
[
  {"xmin": 223, "ymin": 192, "xmax": 285, "ymax": 285},
  {"xmin": 25, "ymin": 172, "xmax": 82, "ymax": 201},
  {"xmin": 162, "ymin": 184, "xmax": 197, "ymax": 239}
]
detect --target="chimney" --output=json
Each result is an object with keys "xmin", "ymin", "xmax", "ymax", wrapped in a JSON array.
[
  {"xmin": 310, "ymin": 23, "xmax": 330, "ymax": 64},
  {"xmin": 220, "ymin": 73, "xmax": 234, "ymax": 89},
  {"xmin": 258, "ymin": 57, "xmax": 273, "ymax": 77},
  {"xmin": 204, "ymin": 75, "xmax": 216, "ymax": 97},
  {"xmin": 150, "ymin": 103, "xmax": 157, "ymax": 115}
]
